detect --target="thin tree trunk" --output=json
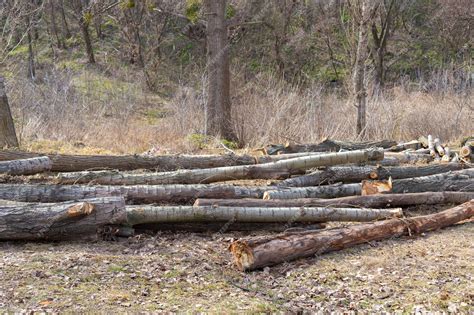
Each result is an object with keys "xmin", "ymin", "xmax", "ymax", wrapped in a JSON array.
[
  {"xmin": 0, "ymin": 78, "xmax": 19, "ymax": 148},
  {"xmin": 49, "ymin": 0, "xmax": 62, "ymax": 48},
  {"xmin": 229, "ymin": 200, "xmax": 474, "ymax": 271},
  {"xmin": 0, "ymin": 156, "xmax": 51, "ymax": 175},
  {"xmin": 0, "ymin": 197, "xmax": 126, "ymax": 240},
  {"xmin": 58, "ymin": 0, "xmax": 71, "ymax": 40},
  {"xmin": 0, "ymin": 151, "xmax": 323, "ymax": 172},
  {"xmin": 264, "ymin": 169, "xmax": 474, "ymax": 199},
  {"xmin": 125, "ymin": 205, "xmax": 401, "ymax": 225},
  {"xmin": 25, "ymin": 15, "xmax": 36, "ymax": 80},
  {"xmin": 48, "ymin": 149, "xmax": 383, "ymax": 185},
  {"xmin": 0, "ymin": 183, "xmax": 267, "ymax": 203},
  {"xmin": 278, "ymin": 163, "xmax": 467, "ymax": 187},
  {"xmin": 76, "ymin": 0, "xmax": 95, "ymax": 64},
  {"xmin": 195, "ymin": 192, "xmax": 474, "ymax": 208},
  {"xmin": 204, "ymin": 0, "xmax": 234, "ymax": 140}
]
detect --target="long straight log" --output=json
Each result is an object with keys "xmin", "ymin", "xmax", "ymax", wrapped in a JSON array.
[
  {"xmin": 264, "ymin": 169, "xmax": 474, "ymax": 199},
  {"xmin": 265, "ymin": 139, "xmax": 396, "ymax": 155},
  {"xmin": 0, "ymin": 156, "xmax": 52, "ymax": 175},
  {"xmin": 0, "ymin": 197, "xmax": 126, "ymax": 240},
  {"xmin": 0, "ymin": 183, "xmax": 266, "ymax": 203},
  {"xmin": 229, "ymin": 200, "xmax": 474, "ymax": 271},
  {"xmin": 48, "ymin": 149, "xmax": 384, "ymax": 185},
  {"xmin": 0, "ymin": 151, "xmax": 320, "ymax": 172},
  {"xmin": 125, "ymin": 205, "xmax": 402, "ymax": 225},
  {"xmin": 279, "ymin": 163, "xmax": 467, "ymax": 187},
  {"xmin": 195, "ymin": 192, "xmax": 474, "ymax": 208}
]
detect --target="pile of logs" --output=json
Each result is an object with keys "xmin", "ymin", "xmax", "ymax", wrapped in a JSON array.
[{"xmin": 0, "ymin": 137, "xmax": 473, "ymax": 271}]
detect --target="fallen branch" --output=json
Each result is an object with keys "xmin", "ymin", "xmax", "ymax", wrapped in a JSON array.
[
  {"xmin": 47, "ymin": 149, "xmax": 384, "ymax": 185},
  {"xmin": 0, "ymin": 156, "xmax": 52, "ymax": 175},
  {"xmin": 278, "ymin": 163, "xmax": 466, "ymax": 187},
  {"xmin": 229, "ymin": 200, "xmax": 474, "ymax": 271},
  {"xmin": 194, "ymin": 192, "xmax": 474, "ymax": 208},
  {"xmin": 0, "ymin": 197, "xmax": 126, "ymax": 240}
]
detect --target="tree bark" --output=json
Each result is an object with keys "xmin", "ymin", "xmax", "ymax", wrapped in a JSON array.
[
  {"xmin": 204, "ymin": 0, "xmax": 234, "ymax": 140},
  {"xmin": 0, "ymin": 156, "xmax": 51, "ymax": 175},
  {"xmin": 0, "ymin": 151, "xmax": 311, "ymax": 172},
  {"xmin": 264, "ymin": 169, "xmax": 474, "ymax": 199},
  {"xmin": 49, "ymin": 149, "xmax": 383, "ymax": 185},
  {"xmin": 0, "ymin": 183, "xmax": 266, "ymax": 203},
  {"xmin": 58, "ymin": 0, "xmax": 72, "ymax": 40},
  {"xmin": 195, "ymin": 192, "xmax": 474, "ymax": 208},
  {"xmin": 265, "ymin": 139, "xmax": 396, "ymax": 154},
  {"xmin": 125, "ymin": 205, "xmax": 401, "ymax": 225},
  {"xmin": 0, "ymin": 197, "xmax": 126, "ymax": 240},
  {"xmin": 76, "ymin": 0, "xmax": 95, "ymax": 64},
  {"xmin": 0, "ymin": 78, "xmax": 19, "ymax": 148},
  {"xmin": 278, "ymin": 163, "xmax": 467, "ymax": 187},
  {"xmin": 49, "ymin": 0, "xmax": 63, "ymax": 48},
  {"xmin": 25, "ymin": 13, "xmax": 36, "ymax": 80},
  {"xmin": 229, "ymin": 200, "xmax": 474, "ymax": 271}
]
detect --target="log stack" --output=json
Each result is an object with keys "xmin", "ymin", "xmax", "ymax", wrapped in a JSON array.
[{"xmin": 0, "ymin": 137, "xmax": 472, "ymax": 272}]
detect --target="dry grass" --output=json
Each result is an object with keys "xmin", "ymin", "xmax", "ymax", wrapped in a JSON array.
[{"xmin": 6, "ymin": 65, "xmax": 473, "ymax": 154}]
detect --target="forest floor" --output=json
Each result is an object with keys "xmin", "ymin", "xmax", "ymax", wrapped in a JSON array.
[{"xmin": 0, "ymin": 209, "xmax": 472, "ymax": 312}]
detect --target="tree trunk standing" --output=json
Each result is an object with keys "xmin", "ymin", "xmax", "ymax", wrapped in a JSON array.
[
  {"xmin": 76, "ymin": 0, "xmax": 95, "ymax": 64},
  {"xmin": 353, "ymin": 1, "xmax": 371, "ymax": 138},
  {"xmin": 25, "ymin": 14, "xmax": 36, "ymax": 80},
  {"xmin": 59, "ymin": 0, "xmax": 72, "ymax": 40},
  {"xmin": 49, "ymin": 0, "xmax": 63, "ymax": 48},
  {"xmin": 204, "ymin": 0, "xmax": 234, "ymax": 140},
  {"xmin": 0, "ymin": 77, "xmax": 19, "ymax": 148}
]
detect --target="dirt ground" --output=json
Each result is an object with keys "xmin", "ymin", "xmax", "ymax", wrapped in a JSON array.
[{"xmin": 0, "ymin": 217, "xmax": 472, "ymax": 313}]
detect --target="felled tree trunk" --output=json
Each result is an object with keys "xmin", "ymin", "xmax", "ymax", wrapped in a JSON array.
[
  {"xmin": 264, "ymin": 169, "xmax": 474, "ymax": 199},
  {"xmin": 0, "ymin": 151, "xmax": 325, "ymax": 172},
  {"xmin": 49, "ymin": 149, "xmax": 383, "ymax": 185},
  {"xmin": 229, "ymin": 200, "xmax": 474, "ymax": 271},
  {"xmin": 125, "ymin": 205, "xmax": 402, "ymax": 224},
  {"xmin": 0, "ymin": 183, "xmax": 266, "ymax": 203},
  {"xmin": 195, "ymin": 192, "xmax": 474, "ymax": 208},
  {"xmin": 387, "ymin": 140, "xmax": 423, "ymax": 152},
  {"xmin": 265, "ymin": 139, "xmax": 396, "ymax": 155},
  {"xmin": 460, "ymin": 145, "xmax": 473, "ymax": 162},
  {"xmin": 0, "ymin": 156, "xmax": 52, "ymax": 175},
  {"xmin": 279, "ymin": 163, "xmax": 466, "ymax": 187},
  {"xmin": 0, "ymin": 197, "xmax": 126, "ymax": 240}
]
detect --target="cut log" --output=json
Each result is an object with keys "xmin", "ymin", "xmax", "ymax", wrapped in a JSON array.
[
  {"xmin": 0, "ymin": 156, "xmax": 52, "ymax": 175},
  {"xmin": 229, "ymin": 200, "xmax": 474, "ymax": 271},
  {"xmin": 48, "ymin": 149, "xmax": 384, "ymax": 185},
  {"xmin": 0, "ymin": 197, "xmax": 126, "ymax": 240},
  {"xmin": 0, "ymin": 183, "xmax": 266, "ymax": 203},
  {"xmin": 195, "ymin": 192, "xmax": 474, "ymax": 208},
  {"xmin": 428, "ymin": 135, "xmax": 436, "ymax": 156},
  {"xmin": 264, "ymin": 169, "xmax": 474, "ymax": 199},
  {"xmin": 387, "ymin": 140, "xmax": 422, "ymax": 152},
  {"xmin": 278, "ymin": 163, "xmax": 466, "ymax": 187},
  {"xmin": 434, "ymin": 138, "xmax": 445, "ymax": 156},
  {"xmin": 265, "ymin": 139, "xmax": 396, "ymax": 155},
  {"xmin": 0, "ymin": 151, "xmax": 318, "ymax": 172},
  {"xmin": 460, "ymin": 145, "xmax": 473, "ymax": 162},
  {"xmin": 125, "ymin": 205, "xmax": 402, "ymax": 224}
]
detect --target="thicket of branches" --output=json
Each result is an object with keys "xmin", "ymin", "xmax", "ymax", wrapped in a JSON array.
[{"xmin": 0, "ymin": 0, "xmax": 472, "ymax": 152}]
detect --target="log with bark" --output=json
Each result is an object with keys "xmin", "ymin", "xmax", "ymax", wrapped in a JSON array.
[
  {"xmin": 0, "ymin": 151, "xmax": 317, "ymax": 172},
  {"xmin": 387, "ymin": 140, "xmax": 423, "ymax": 152},
  {"xmin": 0, "ymin": 183, "xmax": 267, "ymax": 203},
  {"xmin": 125, "ymin": 205, "xmax": 402, "ymax": 224},
  {"xmin": 195, "ymin": 192, "xmax": 474, "ymax": 208},
  {"xmin": 0, "ymin": 197, "xmax": 126, "ymax": 240},
  {"xmin": 265, "ymin": 139, "xmax": 396, "ymax": 155},
  {"xmin": 0, "ymin": 156, "xmax": 52, "ymax": 175},
  {"xmin": 47, "ymin": 149, "xmax": 384, "ymax": 185},
  {"xmin": 229, "ymin": 200, "xmax": 474, "ymax": 271},
  {"xmin": 460, "ymin": 145, "xmax": 473, "ymax": 162},
  {"xmin": 263, "ymin": 168, "xmax": 474, "ymax": 199},
  {"xmin": 278, "ymin": 163, "xmax": 466, "ymax": 187}
]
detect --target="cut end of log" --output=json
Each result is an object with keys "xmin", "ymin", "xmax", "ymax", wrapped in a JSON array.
[
  {"xmin": 262, "ymin": 191, "xmax": 271, "ymax": 200},
  {"xmin": 229, "ymin": 241, "xmax": 254, "ymax": 271},
  {"xmin": 460, "ymin": 146, "xmax": 472, "ymax": 158},
  {"xmin": 67, "ymin": 202, "xmax": 94, "ymax": 217},
  {"xmin": 361, "ymin": 178, "xmax": 392, "ymax": 196}
]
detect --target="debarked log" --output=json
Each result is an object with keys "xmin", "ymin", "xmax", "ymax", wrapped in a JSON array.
[
  {"xmin": 0, "ymin": 183, "xmax": 267, "ymax": 203},
  {"xmin": 48, "ymin": 149, "xmax": 384, "ymax": 185},
  {"xmin": 194, "ymin": 192, "xmax": 474, "ymax": 208},
  {"xmin": 125, "ymin": 205, "xmax": 402, "ymax": 224},
  {"xmin": 229, "ymin": 200, "xmax": 474, "ymax": 271},
  {"xmin": 0, "ymin": 156, "xmax": 52, "ymax": 175},
  {"xmin": 0, "ymin": 197, "xmax": 126, "ymax": 240},
  {"xmin": 264, "ymin": 169, "xmax": 474, "ymax": 199},
  {"xmin": 278, "ymin": 163, "xmax": 467, "ymax": 187}
]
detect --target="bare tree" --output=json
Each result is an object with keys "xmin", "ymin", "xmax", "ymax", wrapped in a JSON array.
[
  {"xmin": 71, "ymin": 0, "xmax": 95, "ymax": 64},
  {"xmin": 0, "ymin": 77, "xmax": 19, "ymax": 148},
  {"xmin": 204, "ymin": 0, "xmax": 235, "ymax": 140}
]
